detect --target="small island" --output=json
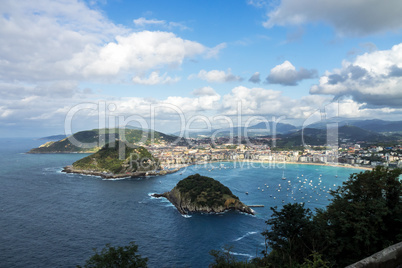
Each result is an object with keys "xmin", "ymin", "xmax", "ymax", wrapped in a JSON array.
[
  {"xmin": 153, "ymin": 174, "xmax": 255, "ymax": 215},
  {"xmin": 62, "ymin": 140, "xmax": 178, "ymax": 179}
]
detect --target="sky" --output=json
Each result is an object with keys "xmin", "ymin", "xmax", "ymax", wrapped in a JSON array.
[{"xmin": 1, "ymin": 0, "xmax": 402, "ymax": 137}]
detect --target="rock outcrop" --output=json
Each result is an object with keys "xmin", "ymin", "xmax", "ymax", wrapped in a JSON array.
[{"xmin": 346, "ymin": 241, "xmax": 402, "ymax": 268}]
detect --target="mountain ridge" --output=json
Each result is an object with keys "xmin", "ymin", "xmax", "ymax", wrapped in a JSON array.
[{"xmin": 28, "ymin": 128, "xmax": 177, "ymax": 154}]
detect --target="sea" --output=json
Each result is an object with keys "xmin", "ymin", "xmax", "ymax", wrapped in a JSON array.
[{"xmin": 0, "ymin": 138, "xmax": 366, "ymax": 267}]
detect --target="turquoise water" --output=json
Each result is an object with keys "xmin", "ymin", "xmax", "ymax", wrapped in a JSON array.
[{"xmin": 0, "ymin": 138, "xmax": 365, "ymax": 267}]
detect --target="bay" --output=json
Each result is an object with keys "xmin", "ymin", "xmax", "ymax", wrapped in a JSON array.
[{"xmin": 0, "ymin": 138, "xmax": 364, "ymax": 267}]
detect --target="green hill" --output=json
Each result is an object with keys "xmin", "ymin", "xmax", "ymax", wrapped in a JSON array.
[
  {"xmin": 271, "ymin": 125, "xmax": 399, "ymax": 148},
  {"xmin": 71, "ymin": 141, "xmax": 159, "ymax": 174},
  {"xmin": 154, "ymin": 174, "xmax": 254, "ymax": 215},
  {"xmin": 176, "ymin": 174, "xmax": 239, "ymax": 208},
  {"xmin": 28, "ymin": 128, "xmax": 177, "ymax": 153}
]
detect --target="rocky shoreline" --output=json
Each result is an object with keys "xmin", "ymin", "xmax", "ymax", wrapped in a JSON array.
[
  {"xmin": 62, "ymin": 165, "xmax": 181, "ymax": 179},
  {"xmin": 152, "ymin": 188, "xmax": 255, "ymax": 216}
]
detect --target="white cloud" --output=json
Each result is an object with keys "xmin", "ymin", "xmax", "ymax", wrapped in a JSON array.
[
  {"xmin": 266, "ymin": 61, "xmax": 317, "ymax": 86},
  {"xmin": 113, "ymin": 94, "xmax": 221, "ymax": 118},
  {"xmin": 69, "ymin": 31, "xmax": 206, "ymax": 78},
  {"xmin": 113, "ymin": 86, "xmax": 329, "ymax": 120},
  {"xmin": 133, "ymin": 17, "xmax": 166, "ymax": 27},
  {"xmin": 310, "ymin": 43, "xmax": 402, "ymax": 107},
  {"xmin": 263, "ymin": 0, "xmax": 402, "ymax": 36},
  {"xmin": 111, "ymin": 87, "xmax": 401, "ymax": 125},
  {"xmin": 0, "ymin": 0, "xmax": 226, "ymax": 135},
  {"xmin": 0, "ymin": 80, "xmax": 94, "ymax": 135},
  {"xmin": 226, "ymin": 86, "xmax": 305, "ymax": 118},
  {"xmin": 205, "ymin": 43, "xmax": 227, "ymax": 59},
  {"xmin": 247, "ymin": 0, "xmax": 268, "ymax": 8},
  {"xmin": 132, "ymin": 71, "xmax": 180, "ymax": 85},
  {"xmin": 133, "ymin": 17, "xmax": 189, "ymax": 30},
  {"xmin": 0, "ymin": 106, "xmax": 13, "ymax": 118},
  {"xmin": 192, "ymin": 86, "xmax": 219, "ymax": 96},
  {"xmin": 248, "ymin": 72, "xmax": 261, "ymax": 83},
  {"xmin": 2, "ymin": 81, "xmax": 402, "ymax": 135},
  {"xmin": 0, "ymin": 1, "xmax": 212, "ymax": 83},
  {"xmin": 0, "ymin": 0, "xmax": 124, "ymax": 82},
  {"xmin": 192, "ymin": 69, "xmax": 243, "ymax": 83}
]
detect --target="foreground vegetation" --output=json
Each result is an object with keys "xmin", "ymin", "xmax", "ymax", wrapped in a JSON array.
[
  {"xmin": 210, "ymin": 166, "xmax": 402, "ymax": 267},
  {"xmin": 77, "ymin": 242, "xmax": 148, "ymax": 268}
]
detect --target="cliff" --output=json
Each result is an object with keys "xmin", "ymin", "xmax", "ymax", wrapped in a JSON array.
[{"xmin": 153, "ymin": 174, "xmax": 254, "ymax": 215}]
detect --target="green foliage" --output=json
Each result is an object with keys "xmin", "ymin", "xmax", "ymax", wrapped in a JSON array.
[
  {"xmin": 319, "ymin": 166, "xmax": 402, "ymax": 266},
  {"xmin": 176, "ymin": 174, "xmax": 238, "ymax": 207},
  {"xmin": 29, "ymin": 130, "xmax": 101, "ymax": 153},
  {"xmin": 262, "ymin": 203, "xmax": 316, "ymax": 267},
  {"xmin": 73, "ymin": 141, "xmax": 158, "ymax": 174},
  {"xmin": 300, "ymin": 252, "xmax": 329, "ymax": 268},
  {"xmin": 29, "ymin": 128, "xmax": 177, "ymax": 153},
  {"xmin": 77, "ymin": 242, "xmax": 148, "ymax": 268}
]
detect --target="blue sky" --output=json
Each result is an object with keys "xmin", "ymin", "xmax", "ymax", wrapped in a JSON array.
[{"xmin": 1, "ymin": 0, "xmax": 402, "ymax": 136}]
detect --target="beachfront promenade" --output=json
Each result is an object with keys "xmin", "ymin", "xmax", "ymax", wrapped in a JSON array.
[{"xmin": 146, "ymin": 142, "xmax": 402, "ymax": 170}]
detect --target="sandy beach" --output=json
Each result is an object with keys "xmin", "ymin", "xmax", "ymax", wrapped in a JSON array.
[
  {"xmin": 192, "ymin": 159, "xmax": 373, "ymax": 171},
  {"xmin": 253, "ymin": 160, "xmax": 373, "ymax": 170}
]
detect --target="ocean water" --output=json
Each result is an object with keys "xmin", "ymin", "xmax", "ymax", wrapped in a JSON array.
[{"xmin": 0, "ymin": 138, "xmax": 365, "ymax": 267}]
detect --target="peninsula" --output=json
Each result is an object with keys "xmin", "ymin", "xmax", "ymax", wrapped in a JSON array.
[
  {"xmin": 28, "ymin": 128, "xmax": 178, "ymax": 154},
  {"xmin": 153, "ymin": 174, "xmax": 255, "ymax": 215},
  {"xmin": 62, "ymin": 141, "xmax": 177, "ymax": 179}
]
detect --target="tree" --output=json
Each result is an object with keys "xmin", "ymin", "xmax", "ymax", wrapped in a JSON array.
[
  {"xmin": 262, "ymin": 203, "xmax": 315, "ymax": 267},
  {"xmin": 300, "ymin": 251, "xmax": 329, "ymax": 268},
  {"xmin": 77, "ymin": 242, "xmax": 148, "ymax": 268},
  {"xmin": 322, "ymin": 166, "xmax": 402, "ymax": 266}
]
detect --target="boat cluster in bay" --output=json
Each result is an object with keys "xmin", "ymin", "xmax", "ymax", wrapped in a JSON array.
[{"xmin": 254, "ymin": 172, "xmax": 340, "ymax": 204}]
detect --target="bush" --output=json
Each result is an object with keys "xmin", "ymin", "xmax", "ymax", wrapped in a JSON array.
[{"xmin": 77, "ymin": 242, "xmax": 148, "ymax": 268}]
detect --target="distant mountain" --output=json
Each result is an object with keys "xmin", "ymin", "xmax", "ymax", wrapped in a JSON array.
[
  {"xmin": 38, "ymin": 134, "xmax": 67, "ymax": 141},
  {"xmin": 336, "ymin": 125, "xmax": 390, "ymax": 142},
  {"xmin": 272, "ymin": 125, "xmax": 400, "ymax": 148},
  {"xmin": 306, "ymin": 119, "xmax": 402, "ymax": 133},
  {"xmin": 350, "ymin": 119, "xmax": 402, "ymax": 133},
  {"xmin": 174, "ymin": 121, "xmax": 298, "ymax": 138},
  {"xmin": 274, "ymin": 128, "xmax": 327, "ymax": 147},
  {"xmin": 28, "ymin": 128, "xmax": 177, "ymax": 153},
  {"xmin": 248, "ymin": 122, "xmax": 298, "ymax": 133}
]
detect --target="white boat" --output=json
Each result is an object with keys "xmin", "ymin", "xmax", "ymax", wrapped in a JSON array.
[{"xmin": 282, "ymin": 171, "xmax": 286, "ymax": 180}]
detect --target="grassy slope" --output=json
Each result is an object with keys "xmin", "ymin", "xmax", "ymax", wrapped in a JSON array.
[
  {"xmin": 29, "ymin": 128, "xmax": 177, "ymax": 153},
  {"xmin": 72, "ymin": 141, "xmax": 158, "ymax": 174}
]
